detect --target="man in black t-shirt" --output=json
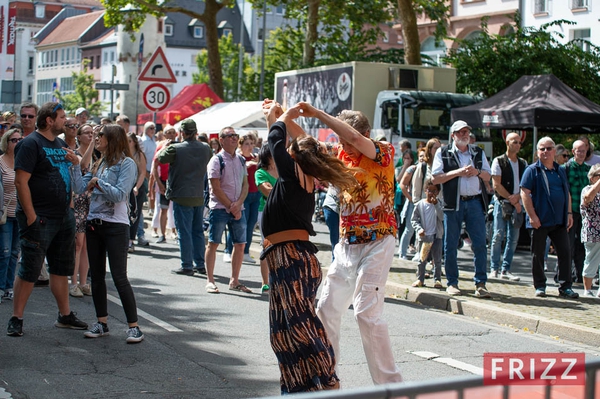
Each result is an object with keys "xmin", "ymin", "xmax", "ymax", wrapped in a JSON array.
[{"xmin": 7, "ymin": 102, "xmax": 88, "ymax": 337}]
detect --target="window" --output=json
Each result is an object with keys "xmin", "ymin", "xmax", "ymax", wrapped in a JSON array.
[
  {"xmin": 165, "ymin": 24, "xmax": 173, "ymax": 36},
  {"xmin": 572, "ymin": 28, "xmax": 591, "ymax": 51},
  {"xmin": 194, "ymin": 26, "xmax": 204, "ymax": 38},
  {"xmin": 258, "ymin": 28, "xmax": 264, "ymax": 41},
  {"xmin": 35, "ymin": 4, "xmax": 45, "ymax": 19},
  {"xmin": 89, "ymin": 57, "xmax": 94, "ymax": 69},
  {"xmin": 571, "ymin": 0, "xmax": 589, "ymax": 8},
  {"xmin": 96, "ymin": 55, "xmax": 100, "ymax": 68},
  {"xmin": 222, "ymin": 28, "xmax": 232, "ymax": 37},
  {"xmin": 103, "ymin": 51, "xmax": 108, "ymax": 65},
  {"xmin": 157, "ymin": 19, "xmax": 163, "ymax": 33},
  {"xmin": 383, "ymin": 31, "xmax": 389, "ymax": 43},
  {"xmin": 60, "ymin": 77, "xmax": 74, "ymax": 93},
  {"xmin": 37, "ymin": 78, "xmax": 55, "ymax": 104},
  {"xmin": 534, "ymin": 0, "xmax": 548, "ymax": 13},
  {"xmin": 276, "ymin": 5, "xmax": 284, "ymax": 14},
  {"xmin": 28, "ymin": 56, "xmax": 34, "ymax": 73},
  {"xmin": 110, "ymin": 51, "xmax": 115, "ymax": 63}
]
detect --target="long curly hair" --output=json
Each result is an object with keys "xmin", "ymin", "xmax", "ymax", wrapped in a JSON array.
[
  {"xmin": 290, "ymin": 135, "xmax": 358, "ymax": 192},
  {"xmin": 424, "ymin": 138, "xmax": 441, "ymax": 165},
  {"xmin": 92, "ymin": 124, "xmax": 132, "ymax": 173}
]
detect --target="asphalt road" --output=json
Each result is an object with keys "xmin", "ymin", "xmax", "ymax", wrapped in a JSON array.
[{"xmin": 0, "ymin": 227, "xmax": 598, "ymax": 398}]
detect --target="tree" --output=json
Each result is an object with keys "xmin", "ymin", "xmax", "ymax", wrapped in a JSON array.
[
  {"xmin": 54, "ymin": 62, "xmax": 103, "ymax": 116},
  {"xmin": 445, "ymin": 18, "xmax": 600, "ymax": 103},
  {"xmin": 101, "ymin": 0, "xmax": 233, "ymax": 98}
]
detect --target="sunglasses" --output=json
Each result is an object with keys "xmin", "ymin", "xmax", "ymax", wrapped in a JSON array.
[
  {"xmin": 65, "ymin": 124, "xmax": 79, "ymax": 129},
  {"xmin": 538, "ymin": 146, "xmax": 555, "ymax": 152},
  {"xmin": 221, "ymin": 134, "xmax": 239, "ymax": 139},
  {"xmin": 9, "ymin": 138, "xmax": 22, "ymax": 144},
  {"xmin": 52, "ymin": 103, "xmax": 63, "ymax": 113},
  {"xmin": 560, "ymin": 154, "xmax": 569, "ymax": 158},
  {"xmin": 20, "ymin": 114, "xmax": 35, "ymax": 119}
]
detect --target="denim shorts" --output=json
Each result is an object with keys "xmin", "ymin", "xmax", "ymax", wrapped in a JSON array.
[
  {"xmin": 16, "ymin": 209, "xmax": 76, "ymax": 282},
  {"xmin": 208, "ymin": 208, "xmax": 246, "ymax": 245}
]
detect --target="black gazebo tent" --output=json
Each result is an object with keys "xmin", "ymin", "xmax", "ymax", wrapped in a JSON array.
[{"xmin": 452, "ymin": 74, "xmax": 600, "ymax": 157}]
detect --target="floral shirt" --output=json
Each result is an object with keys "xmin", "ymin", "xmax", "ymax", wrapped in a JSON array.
[
  {"xmin": 581, "ymin": 184, "xmax": 600, "ymax": 242},
  {"xmin": 327, "ymin": 140, "xmax": 397, "ymax": 244}
]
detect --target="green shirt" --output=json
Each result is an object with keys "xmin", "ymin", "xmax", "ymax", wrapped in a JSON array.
[
  {"xmin": 255, "ymin": 168, "xmax": 277, "ymax": 212},
  {"xmin": 563, "ymin": 159, "xmax": 590, "ymax": 213}
]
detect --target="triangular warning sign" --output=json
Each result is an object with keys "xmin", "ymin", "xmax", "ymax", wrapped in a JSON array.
[{"xmin": 138, "ymin": 46, "xmax": 177, "ymax": 83}]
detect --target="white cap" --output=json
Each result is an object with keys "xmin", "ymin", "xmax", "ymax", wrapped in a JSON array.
[
  {"xmin": 450, "ymin": 120, "xmax": 471, "ymax": 133},
  {"xmin": 75, "ymin": 107, "xmax": 88, "ymax": 116}
]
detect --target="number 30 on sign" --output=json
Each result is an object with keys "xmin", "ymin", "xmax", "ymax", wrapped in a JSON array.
[{"xmin": 143, "ymin": 83, "xmax": 171, "ymax": 112}]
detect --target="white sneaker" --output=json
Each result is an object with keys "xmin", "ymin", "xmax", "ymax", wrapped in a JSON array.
[
  {"xmin": 501, "ymin": 271, "xmax": 521, "ymax": 281},
  {"xmin": 242, "ymin": 254, "xmax": 256, "ymax": 264},
  {"xmin": 223, "ymin": 253, "xmax": 232, "ymax": 263},
  {"xmin": 69, "ymin": 284, "xmax": 83, "ymax": 297},
  {"xmin": 584, "ymin": 290, "xmax": 595, "ymax": 297},
  {"xmin": 491, "ymin": 269, "xmax": 500, "ymax": 278}
]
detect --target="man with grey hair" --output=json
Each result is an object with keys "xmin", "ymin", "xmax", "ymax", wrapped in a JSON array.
[
  {"xmin": 432, "ymin": 120, "xmax": 492, "ymax": 298},
  {"xmin": 157, "ymin": 119, "xmax": 211, "ymax": 276},
  {"xmin": 19, "ymin": 103, "xmax": 39, "ymax": 137},
  {"xmin": 520, "ymin": 136, "xmax": 578, "ymax": 299}
]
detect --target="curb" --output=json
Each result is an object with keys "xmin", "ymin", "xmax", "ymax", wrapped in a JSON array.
[{"xmin": 385, "ymin": 281, "xmax": 600, "ymax": 347}]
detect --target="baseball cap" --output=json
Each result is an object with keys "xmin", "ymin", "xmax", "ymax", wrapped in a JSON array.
[
  {"xmin": 180, "ymin": 119, "xmax": 197, "ymax": 133},
  {"xmin": 450, "ymin": 120, "xmax": 471, "ymax": 133},
  {"xmin": 75, "ymin": 107, "xmax": 88, "ymax": 116}
]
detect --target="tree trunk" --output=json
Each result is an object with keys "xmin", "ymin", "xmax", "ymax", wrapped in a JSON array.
[
  {"xmin": 202, "ymin": 0, "xmax": 225, "ymax": 98},
  {"xmin": 303, "ymin": 0, "xmax": 320, "ymax": 66},
  {"xmin": 397, "ymin": 0, "xmax": 421, "ymax": 65}
]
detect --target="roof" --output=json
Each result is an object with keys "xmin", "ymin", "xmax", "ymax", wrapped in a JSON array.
[
  {"xmin": 37, "ymin": 10, "xmax": 104, "ymax": 46},
  {"xmin": 173, "ymin": 101, "xmax": 266, "ymax": 134},
  {"xmin": 452, "ymin": 74, "xmax": 600, "ymax": 133},
  {"xmin": 81, "ymin": 28, "xmax": 116, "ymax": 48}
]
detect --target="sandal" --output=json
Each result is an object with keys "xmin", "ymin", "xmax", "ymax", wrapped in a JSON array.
[
  {"xmin": 206, "ymin": 283, "xmax": 220, "ymax": 294},
  {"xmin": 229, "ymin": 284, "xmax": 252, "ymax": 293}
]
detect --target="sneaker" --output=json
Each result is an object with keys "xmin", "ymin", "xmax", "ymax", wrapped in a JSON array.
[
  {"xmin": 223, "ymin": 253, "xmax": 232, "ymax": 263},
  {"xmin": 535, "ymin": 288, "xmax": 547, "ymax": 297},
  {"xmin": 446, "ymin": 285, "xmax": 461, "ymax": 296},
  {"xmin": 261, "ymin": 284, "xmax": 270, "ymax": 293},
  {"xmin": 2, "ymin": 289, "xmax": 13, "ymax": 301},
  {"xmin": 151, "ymin": 231, "xmax": 159, "ymax": 238},
  {"xmin": 69, "ymin": 284, "xmax": 83, "ymax": 298},
  {"xmin": 544, "ymin": 262, "xmax": 549, "ymax": 272},
  {"xmin": 491, "ymin": 269, "xmax": 500, "ymax": 278},
  {"xmin": 128, "ymin": 242, "xmax": 135, "ymax": 253},
  {"xmin": 125, "ymin": 326, "xmax": 144, "ymax": 343},
  {"xmin": 242, "ymin": 254, "xmax": 256, "ymax": 264},
  {"xmin": 475, "ymin": 284, "xmax": 492, "ymax": 298},
  {"xmin": 7, "ymin": 316, "xmax": 23, "ymax": 337},
  {"xmin": 500, "ymin": 271, "xmax": 520, "ymax": 281},
  {"xmin": 137, "ymin": 237, "xmax": 150, "ymax": 247},
  {"xmin": 171, "ymin": 268, "xmax": 195, "ymax": 276},
  {"xmin": 584, "ymin": 290, "xmax": 595, "ymax": 297},
  {"xmin": 79, "ymin": 284, "xmax": 92, "ymax": 296},
  {"xmin": 411, "ymin": 280, "xmax": 424, "ymax": 287},
  {"xmin": 156, "ymin": 235, "xmax": 166, "ymax": 244},
  {"xmin": 558, "ymin": 288, "xmax": 579, "ymax": 299},
  {"xmin": 84, "ymin": 322, "xmax": 109, "ymax": 338},
  {"xmin": 55, "ymin": 311, "xmax": 88, "ymax": 330},
  {"xmin": 193, "ymin": 266, "xmax": 207, "ymax": 275},
  {"xmin": 434, "ymin": 280, "xmax": 443, "ymax": 288}
]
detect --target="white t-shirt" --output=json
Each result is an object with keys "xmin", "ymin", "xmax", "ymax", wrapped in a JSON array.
[{"xmin": 491, "ymin": 157, "xmax": 522, "ymax": 195}]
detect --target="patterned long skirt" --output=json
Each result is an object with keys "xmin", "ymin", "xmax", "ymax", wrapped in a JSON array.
[{"xmin": 264, "ymin": 240, "xmax": 339, "ymax": 394}]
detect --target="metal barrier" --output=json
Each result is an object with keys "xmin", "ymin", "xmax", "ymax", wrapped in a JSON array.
[{"xmin": 257, "ymin": 358, "xmax": 600, "ymax": 399}]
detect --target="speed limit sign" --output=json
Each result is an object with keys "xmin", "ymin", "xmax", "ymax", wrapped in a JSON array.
[{"xmin": 143, "ymin": 83, "xmax": 171, "ymax": 112}]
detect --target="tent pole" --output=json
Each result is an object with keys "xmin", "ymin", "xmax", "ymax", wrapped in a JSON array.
[{"xmin": 532, "ymin": 126, "xmax": 538, "ymax": 162}]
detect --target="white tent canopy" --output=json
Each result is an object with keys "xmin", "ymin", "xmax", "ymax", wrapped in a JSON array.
[{"xmin": 174, "ymin": 101, "xmax": 267, "ymax": 137}]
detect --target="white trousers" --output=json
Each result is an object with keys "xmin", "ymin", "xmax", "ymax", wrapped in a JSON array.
[{"xmin": 316, "ymin": 234, "xmax": 403, "ymax": 384}]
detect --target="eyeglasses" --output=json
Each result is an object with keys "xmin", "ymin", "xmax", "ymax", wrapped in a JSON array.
[
  {"xmin": 65, "ymin": 124, "xmax": 79, "ymax": 129},
  {"xmin": 560, "ymin": 154, "xmax": 569, "ymax": 158},
  {"xmin": 20, "ymin": 114, "xmax": 35, "ymax": 119},
  {"xmin": 52, "ymin": 103, "xmax": 63, "ymax": 113},
  {"xmin": 147, "ymin": 126, "xmax": 155, "ymax": 130},
  {"xmin": 538, "ymin": 146, "xmax": 555, "ymax": 152},
  {"xmin": 221, "ymin": 134, "xmax": 239, "ymax": 139},
  {"xmin": 9, "ymin": 138, "xmax": 22, "ymax": 144}
]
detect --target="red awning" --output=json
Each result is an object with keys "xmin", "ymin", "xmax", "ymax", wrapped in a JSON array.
[{"xmin": 137, "ymin": 84, "xmax": 222, "ymax": 125}]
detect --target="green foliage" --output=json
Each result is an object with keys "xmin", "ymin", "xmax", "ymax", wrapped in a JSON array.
[
  {"xmin": 54, "ymin": 62, "xmax": 103, "ymax": 116},
  {"xmin": 445, "ymin": 18, "xmax": 600, "ymax": 104}
]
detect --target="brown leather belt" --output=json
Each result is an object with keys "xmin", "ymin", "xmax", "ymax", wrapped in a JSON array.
[{"xmin": 265, "ymin": 229, "xmax": 309, "ymax": 246}]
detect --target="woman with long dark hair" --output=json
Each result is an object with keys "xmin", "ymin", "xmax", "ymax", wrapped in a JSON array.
[
  {"xmin": 127, "ymin": 132, "xmax": 147, "ymax": 253},
  {"xmin": 261, "ymin": 101, "xmax": 358, "ymax": 394},
  {"xmin": 75, "ymin": 124, "xmax": 143, "ymax": 343}
]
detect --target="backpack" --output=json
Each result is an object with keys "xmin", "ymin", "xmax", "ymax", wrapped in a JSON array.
[{"xmin": 203, "ymin": 153, "xmax": 246, "ymax": 209}]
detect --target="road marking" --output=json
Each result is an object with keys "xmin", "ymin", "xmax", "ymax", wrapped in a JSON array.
[
  {"xmin": 107, "ymin": 294, "xmax": 183, "ymax": 332},
  {"xmin": 409, "ymin": 351, "xmax": 484, "ymax": 376}
]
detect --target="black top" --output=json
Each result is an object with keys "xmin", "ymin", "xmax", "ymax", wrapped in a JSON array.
[
  {"xmin": 261, "ymin": 121, "xmax": 316, "ymax": 237},
  {"xmin": 14, "ymin": 132, "xmax": 72, "ymax": 218}
]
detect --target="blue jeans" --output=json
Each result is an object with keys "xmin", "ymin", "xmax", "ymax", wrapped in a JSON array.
[
  {"xmin": 173, "ymin": 202, "xmax": 205, "ymax": 270},
  {"xmin": 443, "ymin": 198, "xmax": 488, "ymax": 287},
  {"xmin": 225, "ymin": 191, "xmax": 260, "ymax": 255},
  {"xmin": 490, "ymin": 198, "xmax": 520, "ymax": 272},
  {"xmin": 0, "ymin": 218, "xmax": 19, "ymax": 291},
  {"xmin": 323, "ymin": 206, "xmax": 340, "ymax": 261},
  {"xmin": 399, "ymin": 201, "xmax": 414, "ymax": 258},
  {"xmin": 208, "ymin": 208, "xmax": 246, "ymax": 245}
]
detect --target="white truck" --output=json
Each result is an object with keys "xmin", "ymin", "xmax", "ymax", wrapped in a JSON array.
[{"xmin": 274, "ymin": 61, "xmax": 490, "ymax": 156}]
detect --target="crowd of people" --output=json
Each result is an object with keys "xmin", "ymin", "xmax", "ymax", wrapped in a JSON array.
[{"xmin": 1, "ymin": 98, "xmax": 600, "ymax": 394}]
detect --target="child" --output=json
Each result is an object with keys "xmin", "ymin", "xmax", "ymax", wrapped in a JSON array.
[{"xmin": 411, "ymin": 180, "xmax": 443, "ymax": 288}]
